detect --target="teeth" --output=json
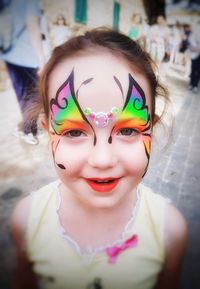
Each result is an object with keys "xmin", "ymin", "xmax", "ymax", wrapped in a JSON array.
[{"xmin": 95, "ymin": 180, "xmax": 113, "ymax": 183}]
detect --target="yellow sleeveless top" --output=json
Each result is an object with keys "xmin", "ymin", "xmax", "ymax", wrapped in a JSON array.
[{"xmin": 26, "ymin": 181, "xmax": 167, "ymax": 289}]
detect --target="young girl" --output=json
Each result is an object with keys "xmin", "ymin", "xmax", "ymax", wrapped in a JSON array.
[{"xmin": 11, "ymin": 28, "xmax": 188, "ymax": 289}]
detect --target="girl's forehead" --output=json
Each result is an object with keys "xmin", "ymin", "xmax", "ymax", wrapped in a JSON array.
[{"xmin": 49, "ymin": 52, "xmax": 152, "ymax": 110}]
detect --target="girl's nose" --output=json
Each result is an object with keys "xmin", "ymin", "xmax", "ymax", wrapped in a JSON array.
[{"xmin": 88, "ymin": 138, "xmax": 117, "ymax": 169}]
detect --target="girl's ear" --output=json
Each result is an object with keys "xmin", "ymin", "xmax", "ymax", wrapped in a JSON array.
[{"xmin": 38, "ymin": 113, "xmax": 49, "ymax": 131}]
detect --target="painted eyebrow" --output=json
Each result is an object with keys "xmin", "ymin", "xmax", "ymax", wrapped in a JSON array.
[
  {"xmin": 75, "ymin": 75, "xmax": 124, "ymax": 100},
  {"xmin": 75, "ymin": 77, "xmax": 94, "ymax": 99},
  {"xmin": 113, "ymin": 75, "xmax": 124, "ymax": 99}
]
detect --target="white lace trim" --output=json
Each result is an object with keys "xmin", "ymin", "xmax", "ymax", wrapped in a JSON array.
[{"xmin": 54, "ymin": 182, "xmax": 141, "ymax": 261}]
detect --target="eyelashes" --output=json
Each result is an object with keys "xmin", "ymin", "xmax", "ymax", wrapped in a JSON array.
[
  {"xmin": 64, "ymin": 130, "xmax": 85, "ymax": 138},
  {"xmin": 117, "ymin": 128, "xmax": 139, "ymax": 136}
]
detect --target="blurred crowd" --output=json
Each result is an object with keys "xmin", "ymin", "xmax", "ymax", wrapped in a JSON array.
[
  {"xmin": 127, "ymin": 13, "xmax": 200, "ymax": 92},
  {"xmin": 39, "ymin": 11, "xmax": 200, "ymax": 94},
  {"xmin": 1, "ymin": 6, "xmax": 200, "ymax": 93}
]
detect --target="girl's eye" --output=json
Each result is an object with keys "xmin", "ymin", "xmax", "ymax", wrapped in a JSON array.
[
  {"xmin": 118, "ymin": 128, "xmax": 138, "ymax": 136},
  {"xmin": 64, "ymin": 130, "xmax": 86, "ymax": 138}
]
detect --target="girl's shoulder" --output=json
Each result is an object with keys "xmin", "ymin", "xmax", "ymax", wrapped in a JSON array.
[
  {"xmin": 164, "ymin": 202, "xmax": 188, "ymax": 257},
  {"xmin": 139, "ymin": 184, "xmax": 188, "ymax": 286},
  {"xmin": 139, "ymin": 185, "xmax": 188, "ymax": 283},
  {"xmin": 11, "ymin": 192, "xmax": 34, "ymax": 254},
  {"xmin": 10, "ymin": 180, "xmax": 59, "ymax": 251},
  {"xmin": 139, "ymin": 184, "xmax": 187, "ymax": 239},
  {"xmin": 155, "ymin": 200, "xmax": 188, "ymax": 287},
  {"xmin": 137, "ymin": 184, "xmax": 171, "ymax": 240},
  {"xmin": 139, "ymin": 183, "xmax": 170, "ymax": 208}
]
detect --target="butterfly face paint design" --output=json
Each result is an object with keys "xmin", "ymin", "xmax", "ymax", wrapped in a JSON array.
[
  {"xmin": 111, "ymin": 74, "xmax": 151, "ymax": 174},
  {"xmin": 50, "ymin": 70, "xmax": 89, "ymax": 135},
  {"xmin": 49, "ymin": 71, "xmax": 151, "ymax": 174},
  {"xmin": 49, "ymin": 71, "xmax": 96, "ymax": 169}
]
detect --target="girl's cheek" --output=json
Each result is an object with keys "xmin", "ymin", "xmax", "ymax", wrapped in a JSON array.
[
  {"xmin": 53, "ymin": 138, "xmax": 90, "ymax": 175},
  {"xmin": 114, "ymin": 138, "xmax": 149, "ymax": 172}
]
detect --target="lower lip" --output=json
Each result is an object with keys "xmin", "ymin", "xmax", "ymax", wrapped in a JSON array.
[{"xmin": 85, "ymin": 179, "xmax": 120, "ymax": 193}]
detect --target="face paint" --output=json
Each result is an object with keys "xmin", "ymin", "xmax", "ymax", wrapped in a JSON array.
[
  {"xmin": 49, "ymin": 70, "xmax": 151, "ymax": 176},
  {"xmin": 50, "ymin": 70, "xmax": 89, "ymax": 135},
  {"xmin": 49, "ymin": 71, "xmax": 98, "ymax": 169},
  {"xmin": 112, "ymin": 73, "xmax": 151, "ymax": 162},
  {"xmin": 83, "ymin": 106, "xmax": 120, "ymax": 128},
  {"xmin": 48, "ymin": 131, "xmax": 66, "ymax": 169},
  {"xmin": 49, "ymin": 71, "xmax": 86, "ymax": 169},
  {"xmin": 119, "ymin": 74, "xmax": 151, "ymax": 132}
]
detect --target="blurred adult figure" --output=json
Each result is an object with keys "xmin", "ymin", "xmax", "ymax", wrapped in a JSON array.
[
  {"xmin": 179, "ymin": 23, "xmax": 192, "ymax": 66},
  {"xmin": 140, "ymin": 18, "xmax": 151, "ymax": 51},
  {"xmin": 40, "ymin": 8, "xmax": 51, "ymax": 62},
  {"xmin": 169, "ymin": 21, "xmax": 182, "ymax": 65},
  {"xmin": 188, "ymin": 22, "xmax": 200, "ymax": 93},
  {"xmin": 0, "ymin": 0, "xmax": 46, "ymax": 145},
  {"xmin": 150, "ymin": 15, "xmax": 170, "ymax": 63}
]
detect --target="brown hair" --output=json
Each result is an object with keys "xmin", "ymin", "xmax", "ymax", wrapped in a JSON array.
[{"xmin": 33, "ymin": 28, "xmax": 168, "ymax": 126}]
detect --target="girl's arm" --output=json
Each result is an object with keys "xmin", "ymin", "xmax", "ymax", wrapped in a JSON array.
[
  {"xmin": 26, "ymin": 14, "xmax": 46, "ymax": 73},
  {"xmin": 154, "ymin": 203, "xmax": 188, "ymax": 289},
  {"xmin": 11, "ymin": 196, "xmax": 38, "ymax": 289}
]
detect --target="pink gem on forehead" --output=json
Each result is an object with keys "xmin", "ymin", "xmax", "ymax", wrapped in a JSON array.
[
  {"xmin": 94, "ymin": 112, "xmax": 109, "ymax": 128},
  {"xmin": 84, "ymin": 107, "xmax": 120, "ymax": 128}
]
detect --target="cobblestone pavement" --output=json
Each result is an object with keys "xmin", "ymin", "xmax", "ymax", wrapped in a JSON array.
[{"xmin": 0, "ymin": 63, "xmax": 200, "ymax": 289}]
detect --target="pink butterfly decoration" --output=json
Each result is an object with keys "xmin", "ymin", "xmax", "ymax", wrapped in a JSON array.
[{"xmin": 106, "ymin": 234, "xmax": 138, "ymax": 264}]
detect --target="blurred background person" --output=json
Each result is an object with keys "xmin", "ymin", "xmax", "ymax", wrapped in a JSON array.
[
  {"xmin": 50, "ymin": 13, "xmax": 71, "ymax": 48},
  {"xmin": 40, "ymin": 8, "xmax": 51, "ymax": 62},
  {"xmin": 0, "ymin": 0, "xmax": 46, "ymax": 145},
  {"xmin": 187, "ymin": 21, "xmax": 200, "ymax": 93},
  {"xmin": 139, "ymin": 17, "xmax": 151, "ymax": 51},
  {"xmin": 150, "ymin": 15, "xmax": 170, "ymax": 64},
  {"xmin": 128, "ymin": 13, "xmax": 142, "ymax": 41},
  {"xmin": 149, "ymin": 15, "xmax": 170, "ymax": 80},
  {"xmin": 179, "ymin": 23, "xmax": 192, "ymax": 78},
  {"xmin": 169, "ymin": 21, "xmax": 183, "ymax": 65}
]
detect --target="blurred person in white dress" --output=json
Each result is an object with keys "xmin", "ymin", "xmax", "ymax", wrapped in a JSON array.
[
  {"xmin": 149, "ymin": 15, "xmax": 170, "ymax": 80},
  {"xmin": 150, "ymin": 15, "xmax": 170, "ymax": 63},
  {"xmin": 169, "ymin": 21, "xmax": 183, "ymax": 65},
  {"xmin": 50, "ymin": 13, "xmax": 71, "ymax": 48}
]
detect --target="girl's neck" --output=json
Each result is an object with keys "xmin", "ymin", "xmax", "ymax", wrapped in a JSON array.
[
  {"xmin": 59, "ymin": 182, "xmax": 137, "ymax": 220},
  {"xmin": 58, "ymin": 183, "xmax": 139, "ymax": 251}
]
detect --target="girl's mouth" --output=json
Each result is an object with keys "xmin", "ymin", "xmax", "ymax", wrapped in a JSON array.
[{"xmin": 85, "ymin": 178, "xmax": 120, "ymax": 193}]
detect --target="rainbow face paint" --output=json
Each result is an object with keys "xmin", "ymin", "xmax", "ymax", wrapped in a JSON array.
[
  {"xmin": 50, "ymin": 71, "xmax": 89, "ymax": 135},
  {"xmin": 49, "ymin": 71, "xmax": 151, "ymax": 172},
  {"xmin": 112, "ymin": 73, "xmax": 151, "ymax": 162},
  {"xmin": 120, "ymin": 73, "xmax": 151, "ymax": 133},
  {"xmin": 49, "ymin": 71, "xmax": 94, "ymax": 169}
]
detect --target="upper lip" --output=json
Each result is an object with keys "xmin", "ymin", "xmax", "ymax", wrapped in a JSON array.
[{"xmin": 85, "ymin": 177, "xmax": 121, "ymax": 182}]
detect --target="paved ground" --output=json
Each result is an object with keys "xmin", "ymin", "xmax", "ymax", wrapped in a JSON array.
[{"xmin": 0, "ymin": 63, "xmax": 199, "ymax": 289}]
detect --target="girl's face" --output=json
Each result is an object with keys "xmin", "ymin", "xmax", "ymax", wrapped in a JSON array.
[{"xmin": 47, "ymin": 52, "xmax": 152, "ymax": 208}]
